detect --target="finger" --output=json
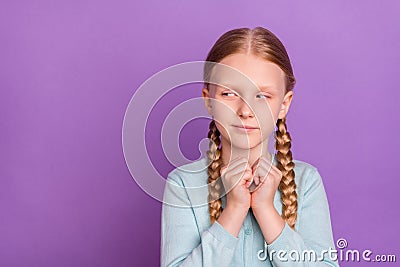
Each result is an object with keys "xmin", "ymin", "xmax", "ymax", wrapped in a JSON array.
[
  {"xmin": 245, "ymin": 180, "xmax": 252, "ymax": 188},
  {"xmin": 269, "ymin": 163, "xmax": 283, "ymax": 177},
  {"xmin": 221, "ymin": 161, "xmax": 252, "ymax": 187},
  {"xmin": 258, "ymin": 166, "xmax": 283, "ymax": 184},
  {"xmin": 259, "ymin": 157, "xmax": 280, "ymax": 171},
  {"xmin": 231, "ymin": 166, "xmax": 253, "ymax": 183},
  {"xmin": 253, "ymin": 163, "xmax": 272, "ymax": 184},
  {"xmin": 251, "ymin": 157, "xmax": 261, "ymax": 173},
  {"xmin": 245, "ymin": 175, "xmax": 254, "ymax": 188},
  {"xmin": 229, "ymin": 165, "xmax": 253, "ymax": 186},
  {"xmin": 229, "ymin": 169, "xmax": 252, "ymax": 189},
  {"xmin": 252, "ymin": 157, "xmax": 270, "ymax": 185},
  {"xmin": 261, "ymin": 161, "xmax": 283, "ymax": 181}
]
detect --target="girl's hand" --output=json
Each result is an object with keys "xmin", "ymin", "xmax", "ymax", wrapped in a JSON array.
[
  {"xmin": 220, "ymin": 157, "xmax": 252, "ymax": 210},
  {"xmin": 250, "ymin": 156, "xmax": 283, "ymax": 211}
]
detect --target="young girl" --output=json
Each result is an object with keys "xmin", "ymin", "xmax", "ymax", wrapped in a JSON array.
[{"xmin": 161, "ymin": 27, "xmax": 339, "ymax": 266}]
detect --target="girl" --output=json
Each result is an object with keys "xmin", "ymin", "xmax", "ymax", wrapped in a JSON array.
[{"xmin": 161, "ymin": 27, "xmax": 339, "ymax": 266}]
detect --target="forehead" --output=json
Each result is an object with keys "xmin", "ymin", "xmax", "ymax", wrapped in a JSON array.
[{"xmin": 210, "ymin": 53, "xmax": 286, "ymax": 93}]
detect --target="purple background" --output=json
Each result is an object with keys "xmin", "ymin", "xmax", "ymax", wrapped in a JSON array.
[{"xmin": 1, "ymin": 1, "xmax": 399, "ymax": 266}]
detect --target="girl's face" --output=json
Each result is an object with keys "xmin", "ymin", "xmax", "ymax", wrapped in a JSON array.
[{"xmin": 202, "ymin": 53, "xmax": 294, "ymax": 150}]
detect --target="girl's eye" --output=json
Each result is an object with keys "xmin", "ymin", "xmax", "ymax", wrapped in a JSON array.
[
  {"xmin": 256, "ymin": 94, "xmax": 271, "ymax": 99},
  {"xmin": 221, "ymin": 92, "xmax": 237, "ymax": 97}
]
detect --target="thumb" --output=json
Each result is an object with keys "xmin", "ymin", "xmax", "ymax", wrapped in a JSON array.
[{"xmin": 252, "ymin": 157, "xmax": 260, "ymax": 174}]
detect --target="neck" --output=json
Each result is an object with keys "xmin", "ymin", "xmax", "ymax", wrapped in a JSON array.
[{"xmin": 220, "ymin": 137, "xmax": 273, "ymax": 168}]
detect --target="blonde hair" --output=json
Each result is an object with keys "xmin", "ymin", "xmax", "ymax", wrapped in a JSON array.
[{"xmin": 203, "ymin": 27, "xmax": 298, "ymax": 229}]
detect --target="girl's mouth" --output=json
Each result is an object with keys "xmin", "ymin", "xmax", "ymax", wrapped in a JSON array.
[{"xmin": 232, "ymin": 125, "xmax": 259, "ymax": 133}]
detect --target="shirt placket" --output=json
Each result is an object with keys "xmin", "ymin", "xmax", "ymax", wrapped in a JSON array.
[{"xmin": 242, "ymin": 209, "xmax": 254, "ymax": 267}]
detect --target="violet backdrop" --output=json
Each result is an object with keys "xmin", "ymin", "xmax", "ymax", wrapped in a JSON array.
[{"xmin": 1, "ymin": 1, "xmax": 399, "ymax": 266}]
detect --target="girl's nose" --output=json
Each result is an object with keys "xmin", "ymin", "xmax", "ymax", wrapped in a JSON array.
[{"xmin": 237, "ymin": 98, "xmax": 254, "ymax": 118}]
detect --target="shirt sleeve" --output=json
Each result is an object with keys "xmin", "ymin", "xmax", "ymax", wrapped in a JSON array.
[
  {"xmin": 161, "ymin": 171, "xmax": 239, "ymax": 267},
  {"xmin": 265, "ymin": 168, "xmax": 340, "ymax": 267}
]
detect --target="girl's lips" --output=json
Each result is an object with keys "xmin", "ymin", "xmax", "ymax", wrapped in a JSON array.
[{"xmin": 232, "ymin": 125, "xmax": 259, "ymax": 133}]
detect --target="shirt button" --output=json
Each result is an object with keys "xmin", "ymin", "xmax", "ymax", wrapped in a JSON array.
[{"xmin": 245, "ymin": 228, "xmax": 252, "ymax": 235}]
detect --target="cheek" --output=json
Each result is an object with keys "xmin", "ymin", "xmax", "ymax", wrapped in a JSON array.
[
  {"xmin": 214, "ymin": 120, "xmax": 230, "ymax": 140},
  {"xmin": 211, "ymin": 99, "xmax": 236, "ymax": 121},
  {"xmin": 253, "ymin": 103, "xmax": 276, "ymax": 125},
  {"xmin": 263, "ymin": 101, "xmax": 282, "ymax": 123},
  {"xmin": 252, "ymin": 103, "xmax": 279, "ymax": 138}
]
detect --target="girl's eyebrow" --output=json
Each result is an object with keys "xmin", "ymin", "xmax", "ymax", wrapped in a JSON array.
[
  {"xmin": 219, "ymin": 83, "xmax": 277, "ymax": 92},
  {"xmin": 258, "ymin": 85, "xmax": 277, "ymax": 91}
]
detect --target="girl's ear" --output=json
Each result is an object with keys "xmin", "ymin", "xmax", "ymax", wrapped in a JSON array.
[
  {"xmin": 202, "ymin": 87, "xmax": 214, "ymax": 116},
  {"xmin": 278, "ymin": 91, "xmax": 294, "ymax": 119}
]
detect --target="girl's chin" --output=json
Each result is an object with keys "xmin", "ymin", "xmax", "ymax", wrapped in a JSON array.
[{"xmin": 225, "ymin": 141, "xmax": 262, "ymax": 150}]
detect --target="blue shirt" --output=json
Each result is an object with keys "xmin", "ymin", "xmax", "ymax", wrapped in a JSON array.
[{"xmin": 161, "ymin": 156, "xmax": 339, "ymax": 266}]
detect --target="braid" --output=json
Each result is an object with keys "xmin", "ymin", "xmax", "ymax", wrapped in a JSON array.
[
  {"xmin": 275, "ymin": 117, "xmax": 298, "ymax": 229},
  {"xmin": 207, "ymin": 120, "xmax": 224, "ymax": 224}
]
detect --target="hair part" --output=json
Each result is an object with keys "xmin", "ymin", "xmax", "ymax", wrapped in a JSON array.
[{"xmin": 204, "ymin": 27, "xmax": 298, "ymax": 229}]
